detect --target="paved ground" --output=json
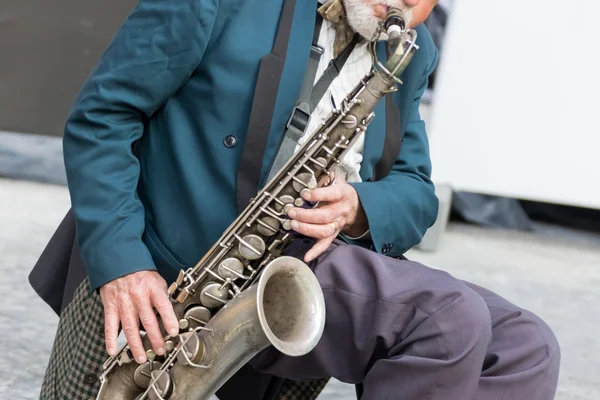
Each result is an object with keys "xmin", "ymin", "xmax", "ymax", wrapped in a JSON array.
[{"xmin": 1, "ymin": 177, "xmax": 599, "ymax": 399}]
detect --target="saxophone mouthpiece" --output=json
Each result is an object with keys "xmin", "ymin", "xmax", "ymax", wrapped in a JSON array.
[{"xmin": 384, "ymin": 7, "xmax": 409, "ymax": 39}]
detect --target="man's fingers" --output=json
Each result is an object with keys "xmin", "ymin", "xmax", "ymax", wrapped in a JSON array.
[
  {"xmin": 119, "ymin": 297, "xmax": 146, "ymax": 364},
  {"xmin": 305, "ymin": 236, "xmax": 335, "ymax": 263},
  {"xmin": 137, "ymin": 300, "xmax": 166, "ymax": 356},
  {"xmin": 288, "ymin": 204, "xmax": 340, "ymax": 225},
  {"xmin": 303, "ymin": 184, "xmax": 346, "ymax": 203},
  {"xmin": 291, "ymin": 220, "xmax": 338, "ymax": 239},
  {"xmin": 151, "ymin": 288, "xmax": 180, "ymax": 337},
  {"xmin": 103, "ymin": 304, "xmax": 120, "ymax": 356}
]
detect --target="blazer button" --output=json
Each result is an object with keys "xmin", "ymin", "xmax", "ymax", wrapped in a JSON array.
[
  {"xmin": 224, "ymin": 135, "xmax": 238, "ymax": 148},
  {"xmin": 382, "ymin": 243, "xmax": 393, "ymax": 254}
]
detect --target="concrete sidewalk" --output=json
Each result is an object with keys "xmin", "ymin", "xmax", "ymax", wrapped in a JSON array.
[{"xmin": 1, "ymin": 177, "xmax": 598, "ymax": 399}]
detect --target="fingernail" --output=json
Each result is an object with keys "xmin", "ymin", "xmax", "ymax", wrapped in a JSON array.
[
  {"xmin": 169, "ymin": 328, "xmax": 179, "ymax": 337},
  {"xmin": 288, "ymin": 209, "xmax": 297, "ymax": 218},
  {"xmin": 291, "ymin": 220, "xmax": 299, "ymax": 230},
  {"xmin": 136, "ymin": 355, "xmax": 147, "ymax": 364},
  {"xmin": 157, "ymin": 347, "xmax": 166, "ymax": 356},
  {"xmin": 108, "ymin": 346, "xmax": 117, "ymax": 356}
]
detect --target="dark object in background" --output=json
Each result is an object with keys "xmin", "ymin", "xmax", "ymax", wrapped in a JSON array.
[
  {"xmin": 424, "ymin": 4, "xmax": 450, "ymax": 90},
  {"xmin": 450, "ymin": 192, "xmax": 600, "ymax": 235},
  {"xmin": 450, "ymin": 192, "xmax": 535, "ymax": 231},
  {"xmin": 520, "ymin": 200, "xmax": 600, "ymax": 234},
  {"xmin": 0, "ymin": 0, "xmax": 138, "ymax": 137}
]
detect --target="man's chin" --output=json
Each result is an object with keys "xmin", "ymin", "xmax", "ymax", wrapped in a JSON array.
[{"xmin": 343, "ymin": 0, "xmax": 385, "ymax": 41}]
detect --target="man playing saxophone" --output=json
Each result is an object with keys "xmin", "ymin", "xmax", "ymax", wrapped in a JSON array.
[{"xmin": 32, "ymin": 0, "xmax": 561, "ymax": 399}]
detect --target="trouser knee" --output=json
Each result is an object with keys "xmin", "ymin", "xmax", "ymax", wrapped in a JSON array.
[
  {"xmin": 436, "ymin": 283, "xmax": 493, "ymax": 357},
  {"xmin": 521, "ymin": 309, "xmax": 561, "ymax": 374}
]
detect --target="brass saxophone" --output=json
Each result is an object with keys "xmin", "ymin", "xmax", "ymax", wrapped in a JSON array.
[{"xmin": 96, "ymin": 8, "xmax": 418, "ymax": 400}]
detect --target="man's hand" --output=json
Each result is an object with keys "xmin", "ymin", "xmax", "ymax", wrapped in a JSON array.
[
  {"xmin": 99, "ymin": 270, "xmax": 180, "ymax": 364},
  {"xmin": 288, "ymin": 174, "xmax": 368, "ymax": 262}
]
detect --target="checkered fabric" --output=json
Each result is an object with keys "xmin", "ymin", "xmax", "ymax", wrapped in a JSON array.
[
  {"xmin": 277, "ymin": 378, "xmax": 329, "ymax": 400},
  {"xmin": 38, "ymin": 278, "xmax": 330, "ymax": 400},
  {"xmin": 39, "ymin": 278, "xmax": 106, "ymax": 400}
]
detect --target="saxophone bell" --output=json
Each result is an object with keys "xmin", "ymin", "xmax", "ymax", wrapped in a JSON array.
[{"xmin": 97, "ymin": 256, "xmax": 325, "ymax": 400}]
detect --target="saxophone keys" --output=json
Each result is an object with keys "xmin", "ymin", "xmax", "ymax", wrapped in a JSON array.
[
  {"xmin": 176, "ymin": 332, "xmax": 204, "ymax": 366},
  {"xmin": 146, "ymin": 370, "xmax": 174, "ymax": 400},
  {"xmin": 312, "ymin": 156, "xmax": 328, "ymax": 169},
  {"xmin": 146, "ymin": 349, "xmax": 157, "ymax": 362},
  {"xmin": 237, "ymin": 234, "xmax": 266, "ymax": 260},
  {"xmin": 165, "ymin": 340, "xmax": 175, "ymax": 353},
  {"xmin": 293, "ymin": 173, "xmax": 317, "ymax": 192},
  {"xmin": 167, "ymin": 282, "xmax": 178, "ymax": 297},
  {"xmin": 184, "ymin": 306, "xmax": 212, "ymax": 329},
  {"xmin": 294, "ymin": 197, "xmax": 305, "ymax": 207},
  {"xmin": 283, "ymin": 203, "xmax": 294, "ymax": 214},
  {"xmin": 257, "ymin": 216, "xmax": 280, "ymax": 236},
  {"xmin": 274, "ymin": 195, "xmax": 295, "ymax": 212},
  {"xmin": 342, "ymin": 115, "xmax": 358, "ymax": 128},
  {"xmin": 175, "ymin": 269, "xmax": 185, "ymax": 285},
  {"xmin": 282, "ymin": 219, "xmax": 292, "ymax": 231},
  {"xmin": 179, "ymin": 319, "xmax": 190, "ymax": 331},
  {"xmin": 133, "ymin": 361, "xmax": 163, "ymax": 388},
  {"xmin": 200, "ymin": 283, "xmax": 230, "ymax": 308},
  {"xmin": 218, "ymin": 257, "xmax": 245, "ymax": 279},
  {"xmin": 176, "ymin": 288, "xmax": 190, "ymax": 303}
]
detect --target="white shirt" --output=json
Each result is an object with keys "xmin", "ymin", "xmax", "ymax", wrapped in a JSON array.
[{"xmin": 293, "ymin": 18, "xmax": 373, "ymax": 184}]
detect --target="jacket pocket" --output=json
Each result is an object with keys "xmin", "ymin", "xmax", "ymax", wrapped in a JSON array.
[{"xmin": 143, "ymin": 222, "xmax": 188, "ymax": 278}]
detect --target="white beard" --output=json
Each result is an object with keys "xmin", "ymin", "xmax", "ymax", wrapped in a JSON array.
[{"xmin": 342, "ymin": 0, "xmax": 412, "ymax": 41}]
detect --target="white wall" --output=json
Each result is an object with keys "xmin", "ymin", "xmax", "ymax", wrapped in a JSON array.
[{"xmin": 427, "ymin": 0, "xmax": 600, "ymax": 210}]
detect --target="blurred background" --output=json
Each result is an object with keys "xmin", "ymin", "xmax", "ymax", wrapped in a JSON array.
[{"xmin": 1, "ymin": 0, "xmax": 598, "ymax": 399}]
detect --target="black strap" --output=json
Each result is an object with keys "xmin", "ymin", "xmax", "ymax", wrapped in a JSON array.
[
  {"xmin": 309, "ymin": 33, "xmax": 359, "ymax": 111},
  {"xmin": 264, "ymin": 13, "xmax": 324, "ymax": 183},
  {"xmin": 265, "ymin": 27, "xmax": 360, "ymax": 183},
  {"xmin": 372, "ymin": 94, "xmax": 402, "ymax": 181},
  {"xmin": 296, "ymin": 13, "xmax": 325, "ymax": 111},
  {"xmin": 279, "ymin": 14, "xmax": 325, "ymax": 146},
  {"xmin": 236, "ymin": 0, "xmax": 296, "ymax": 213},
  {"xmin": 372, "ymin": 44, "xmax": 404, "ymax": 182}
]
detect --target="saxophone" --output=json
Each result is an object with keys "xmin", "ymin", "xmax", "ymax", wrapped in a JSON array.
[{"xmin": 96, "ymin": 8, "xmax": 418, "ymax": 400}]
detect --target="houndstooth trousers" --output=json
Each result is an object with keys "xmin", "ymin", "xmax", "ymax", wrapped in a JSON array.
[{"xmin": 39, "ymin": 278, "xmax": 328, "ymax": 400}]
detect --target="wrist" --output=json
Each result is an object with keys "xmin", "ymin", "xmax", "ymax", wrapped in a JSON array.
[{"xmin": 343, "ymin": 204, "xmax": 369, "ymax": 237}]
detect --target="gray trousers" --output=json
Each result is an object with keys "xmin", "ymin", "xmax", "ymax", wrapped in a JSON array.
[
  {"xmin": 40, "ymin": 239, "xmax": 560, "ymax": 400},
  {"xmin": 249, "ymin": 238, "xmax": 561, "ymax": 400}
]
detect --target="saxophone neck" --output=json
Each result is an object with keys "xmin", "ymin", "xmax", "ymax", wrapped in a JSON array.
[{"xmin": 370, "ymin": 7, "xmax": 419, "ymax": 86}]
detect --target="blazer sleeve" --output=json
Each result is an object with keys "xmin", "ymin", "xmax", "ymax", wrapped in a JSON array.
[
  {"xmin": 347, "ymin": 49, "xmax": 440, "ymax": 257},
  {"xmin": 63, "ymin": 0, "xmax": 220, "ymax": 292}
]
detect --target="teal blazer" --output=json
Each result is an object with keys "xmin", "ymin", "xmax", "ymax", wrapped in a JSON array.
[{"xmin": 62, "ymin": 0, "xmax": 440, "ymax": 292}]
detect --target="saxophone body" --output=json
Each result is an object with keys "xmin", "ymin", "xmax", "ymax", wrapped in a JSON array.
[{"xmin": 96, "ymin": 9, "xmax": 418, "ymax": 400}]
